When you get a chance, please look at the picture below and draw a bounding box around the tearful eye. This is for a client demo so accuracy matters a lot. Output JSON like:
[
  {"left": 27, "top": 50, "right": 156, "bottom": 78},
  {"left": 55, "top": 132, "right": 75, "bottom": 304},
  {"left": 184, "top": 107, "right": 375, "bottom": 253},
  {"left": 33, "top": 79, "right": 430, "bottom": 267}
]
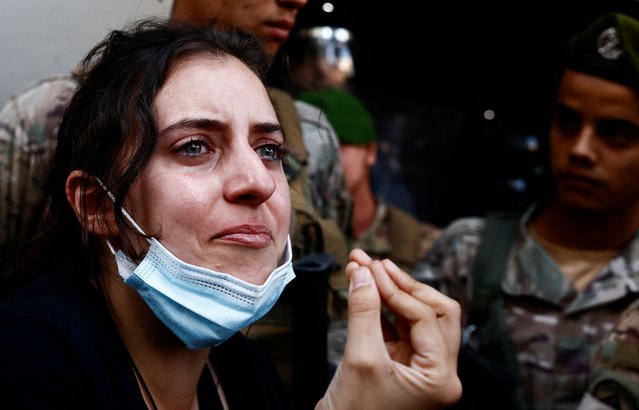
[
  {"left": 256, "top": 144, "right": 286, "bottom": 161},
  {"left": 178, "top": 139, "right": 208, "bottom": 157}
]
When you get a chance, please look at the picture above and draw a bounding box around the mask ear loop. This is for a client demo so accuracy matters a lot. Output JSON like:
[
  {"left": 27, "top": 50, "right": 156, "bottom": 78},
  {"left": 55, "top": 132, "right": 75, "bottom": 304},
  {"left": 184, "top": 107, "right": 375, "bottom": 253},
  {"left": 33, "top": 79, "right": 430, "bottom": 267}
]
[
  {"left": 89, "top": 182, "right": 160, "bottom": 409},
  {"left": 93, "top": 177, "right": 150, "bottom": 255}
]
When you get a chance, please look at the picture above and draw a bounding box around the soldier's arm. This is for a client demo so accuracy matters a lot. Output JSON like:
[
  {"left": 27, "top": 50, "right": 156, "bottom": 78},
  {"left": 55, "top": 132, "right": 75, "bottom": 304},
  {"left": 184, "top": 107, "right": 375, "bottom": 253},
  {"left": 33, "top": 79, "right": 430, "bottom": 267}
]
[
  {"left": 579, "top": 299, "right": 639, "bottom": 410},
  {"left": 0, "top": 76, "right": 78, "bottom": 273}
]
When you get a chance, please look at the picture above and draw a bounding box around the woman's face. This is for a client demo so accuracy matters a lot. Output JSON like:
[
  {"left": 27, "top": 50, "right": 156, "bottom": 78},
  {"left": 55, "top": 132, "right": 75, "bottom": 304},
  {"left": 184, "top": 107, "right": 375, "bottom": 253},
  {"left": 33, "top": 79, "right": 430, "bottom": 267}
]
[{"left": 126, "top": 54, "right": 290, "bottom": 285}]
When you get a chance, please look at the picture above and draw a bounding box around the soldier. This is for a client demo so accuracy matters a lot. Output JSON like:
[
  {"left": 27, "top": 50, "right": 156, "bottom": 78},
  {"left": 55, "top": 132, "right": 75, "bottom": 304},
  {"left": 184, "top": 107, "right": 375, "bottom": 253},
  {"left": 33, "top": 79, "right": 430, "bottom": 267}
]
[
  {"left": 412, "top": 12, "right": 639, "bottom": 409},
  {"left": 298, "top": 87, "right": 441, "bottom": 365},
  {"left": 299, "top": 87, "right": 440, "bottom": 272}
]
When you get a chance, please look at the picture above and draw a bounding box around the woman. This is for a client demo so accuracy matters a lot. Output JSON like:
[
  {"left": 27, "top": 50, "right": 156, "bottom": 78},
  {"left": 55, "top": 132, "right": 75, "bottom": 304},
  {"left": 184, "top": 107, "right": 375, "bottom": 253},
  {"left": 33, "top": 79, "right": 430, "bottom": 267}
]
[{"left": 0, "top": 19, "right": 461, "bottom": 409}]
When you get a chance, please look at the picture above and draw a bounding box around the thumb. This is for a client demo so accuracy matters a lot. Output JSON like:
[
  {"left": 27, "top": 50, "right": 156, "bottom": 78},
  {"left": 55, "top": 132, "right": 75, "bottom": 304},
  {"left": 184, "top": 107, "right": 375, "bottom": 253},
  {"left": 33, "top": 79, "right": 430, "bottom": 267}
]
[{"left": 343, "top": 266, "right": 385, "bottom": 359}]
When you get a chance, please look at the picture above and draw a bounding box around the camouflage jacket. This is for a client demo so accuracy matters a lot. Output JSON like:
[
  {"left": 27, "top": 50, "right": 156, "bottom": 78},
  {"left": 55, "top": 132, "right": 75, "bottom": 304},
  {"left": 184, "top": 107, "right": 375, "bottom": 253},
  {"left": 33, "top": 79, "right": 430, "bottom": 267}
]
[
  {"left": 294, "top": 99, "right": 351, "bottom": 233},
  {"left": 412, "top": 201, "right": 639, "bottom": 410},
  {"left": 584, "top": 297, "right": 639, "bottom": 410},
  {"left": 331, "top": 199, "right": 440, "bottom": 311},
  {"left": 353, "top": 201, "right": 440, "bottom": 273},
  {"left": 0, "top": 75, "right": 78, "bottom": 272}
]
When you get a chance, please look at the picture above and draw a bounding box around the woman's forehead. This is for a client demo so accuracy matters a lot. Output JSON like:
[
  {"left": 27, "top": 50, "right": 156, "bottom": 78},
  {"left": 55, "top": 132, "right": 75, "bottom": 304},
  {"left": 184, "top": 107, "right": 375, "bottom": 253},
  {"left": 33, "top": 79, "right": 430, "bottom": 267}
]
[
  {"left": 161, "top": 54, "right": 256, "bottom": 95},
  {"left": 154, "top": 54, "right": 277, "bottom": 128}
]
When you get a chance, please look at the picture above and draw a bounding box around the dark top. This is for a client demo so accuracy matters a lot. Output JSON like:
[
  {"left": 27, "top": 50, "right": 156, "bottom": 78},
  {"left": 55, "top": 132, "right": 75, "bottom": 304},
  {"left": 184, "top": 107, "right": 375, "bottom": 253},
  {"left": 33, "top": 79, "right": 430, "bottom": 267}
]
[{"left": 0, "top": 276, "right": 292, "bottom": 409}]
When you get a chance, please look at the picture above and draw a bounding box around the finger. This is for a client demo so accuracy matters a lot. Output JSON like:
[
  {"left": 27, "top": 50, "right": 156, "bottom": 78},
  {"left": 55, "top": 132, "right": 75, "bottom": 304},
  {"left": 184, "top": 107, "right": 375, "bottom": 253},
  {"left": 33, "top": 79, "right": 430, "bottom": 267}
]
[
  {"left": 344, "top": 260, "right": 361, "bottom": 281},
  {"left": 382, "top": 259, "right": 461, "bottom": 359},
  {"left": 343, "top": 265, "right": 388, "bottom": 362},
  {"left": 348, "top": 251, "right": 403, "bottom": 342},
  {"left": 349, "top": 248, "right": 373, "bottom": 266},
  {"left": 367, "top": 260, "right": 452, "bottom": 361}
]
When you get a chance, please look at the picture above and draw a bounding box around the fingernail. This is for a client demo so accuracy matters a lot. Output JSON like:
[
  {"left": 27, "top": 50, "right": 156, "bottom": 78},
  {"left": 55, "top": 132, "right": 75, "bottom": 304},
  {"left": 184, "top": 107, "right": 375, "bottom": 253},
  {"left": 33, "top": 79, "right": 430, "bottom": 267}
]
[{"left": 351, "top": 267, "right": 372, "bottom": 289}]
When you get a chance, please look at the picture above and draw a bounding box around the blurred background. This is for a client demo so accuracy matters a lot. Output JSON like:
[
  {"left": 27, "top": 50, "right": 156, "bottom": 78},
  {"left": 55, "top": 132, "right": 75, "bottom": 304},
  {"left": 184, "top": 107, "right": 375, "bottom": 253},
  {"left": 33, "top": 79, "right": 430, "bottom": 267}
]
[
  {"left": 284, "top": 0, "right": 639, "bottom": 226},
  {"left": 2, "top": 0, "right": 638, "bottom": 227},
  {"left": 0, "top": 0, "right": 170, "bottom": 104}
]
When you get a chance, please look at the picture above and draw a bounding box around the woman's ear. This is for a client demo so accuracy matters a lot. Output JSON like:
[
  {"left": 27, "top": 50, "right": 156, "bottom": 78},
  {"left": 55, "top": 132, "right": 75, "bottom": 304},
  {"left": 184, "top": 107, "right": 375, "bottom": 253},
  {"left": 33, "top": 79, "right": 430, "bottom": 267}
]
[{"left": 65, "top": 170, "right": 119, "bottom": 237}]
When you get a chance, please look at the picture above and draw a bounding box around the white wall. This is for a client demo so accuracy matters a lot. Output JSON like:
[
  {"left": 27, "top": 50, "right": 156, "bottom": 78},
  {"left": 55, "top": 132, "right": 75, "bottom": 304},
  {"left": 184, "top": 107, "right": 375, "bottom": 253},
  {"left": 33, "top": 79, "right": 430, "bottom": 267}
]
[{"left": 0, "top": 0, "right": 172, "bottom": 105}]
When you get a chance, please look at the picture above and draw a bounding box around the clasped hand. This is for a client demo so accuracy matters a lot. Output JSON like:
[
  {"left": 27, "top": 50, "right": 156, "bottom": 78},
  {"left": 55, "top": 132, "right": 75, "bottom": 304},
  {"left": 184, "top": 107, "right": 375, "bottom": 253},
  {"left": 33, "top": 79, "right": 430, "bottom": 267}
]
[{"left": 317, "top": 249, "right": 462, "bottom": 410}]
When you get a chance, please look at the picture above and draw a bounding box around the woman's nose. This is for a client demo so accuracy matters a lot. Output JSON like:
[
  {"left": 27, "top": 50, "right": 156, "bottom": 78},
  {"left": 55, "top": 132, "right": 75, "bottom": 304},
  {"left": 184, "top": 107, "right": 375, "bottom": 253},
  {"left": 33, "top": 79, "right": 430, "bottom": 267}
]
[{"left": 223, "top": 147, "right": 277, "bottom": 206}]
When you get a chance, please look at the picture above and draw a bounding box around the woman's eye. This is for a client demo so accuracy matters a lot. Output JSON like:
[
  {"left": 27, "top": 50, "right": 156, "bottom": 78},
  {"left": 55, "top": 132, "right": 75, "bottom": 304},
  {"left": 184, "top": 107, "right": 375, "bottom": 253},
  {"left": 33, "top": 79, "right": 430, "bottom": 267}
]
[
  {"left": 256, "top": 144, "right": 286, "bottom": 161},
  {"left": 178, "top": 139, "right": 208, "bottom": 157}
]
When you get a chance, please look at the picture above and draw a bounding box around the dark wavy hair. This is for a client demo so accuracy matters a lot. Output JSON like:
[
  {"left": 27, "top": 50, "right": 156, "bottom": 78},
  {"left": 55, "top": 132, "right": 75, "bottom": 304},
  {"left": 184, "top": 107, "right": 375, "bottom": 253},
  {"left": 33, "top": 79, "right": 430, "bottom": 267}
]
[{"left": 13, "top": 18, "right": 269, "bottom": 283}]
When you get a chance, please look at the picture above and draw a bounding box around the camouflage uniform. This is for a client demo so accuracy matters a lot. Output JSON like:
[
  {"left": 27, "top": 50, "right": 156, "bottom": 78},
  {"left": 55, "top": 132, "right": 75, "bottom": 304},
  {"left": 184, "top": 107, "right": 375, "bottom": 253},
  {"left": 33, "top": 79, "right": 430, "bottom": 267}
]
[
  {"left": 586, "top": 298, "right": 639, "bottom": 410},
  {"left": 329, "top": 200, "right": 440, "bottom": 303},
  {"left": 294, "top": 99, "right": 351, "bottom": 233},
  {"left": 412, "top": 201, "right": 639, "bottom": 409},
  {"left": 352, "top": 201, "right": 440, "bottom": 274},
  {"left": 0, "top": 75, "right": 78, "bottom": 272},
  {"left": 266, "top": 88, "right": 348, "bottom": 269}
]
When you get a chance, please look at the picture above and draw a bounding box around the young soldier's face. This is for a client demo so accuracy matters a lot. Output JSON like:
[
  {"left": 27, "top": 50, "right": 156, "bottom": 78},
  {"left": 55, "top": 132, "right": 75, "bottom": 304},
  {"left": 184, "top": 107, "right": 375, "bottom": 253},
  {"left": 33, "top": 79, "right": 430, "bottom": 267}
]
[
  {"left": 171, "top": 0, "right": 308, "bottom": 61},
  {"left": 550, "top": 69, "right": 639, "bottom": 213}
]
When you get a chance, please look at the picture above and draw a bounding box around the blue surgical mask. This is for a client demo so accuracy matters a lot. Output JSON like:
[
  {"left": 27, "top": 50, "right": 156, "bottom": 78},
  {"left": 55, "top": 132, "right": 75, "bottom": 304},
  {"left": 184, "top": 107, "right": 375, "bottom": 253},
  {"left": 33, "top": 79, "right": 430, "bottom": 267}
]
[{"left": 100, "top": 181, "right": 295, "bottom": 349}]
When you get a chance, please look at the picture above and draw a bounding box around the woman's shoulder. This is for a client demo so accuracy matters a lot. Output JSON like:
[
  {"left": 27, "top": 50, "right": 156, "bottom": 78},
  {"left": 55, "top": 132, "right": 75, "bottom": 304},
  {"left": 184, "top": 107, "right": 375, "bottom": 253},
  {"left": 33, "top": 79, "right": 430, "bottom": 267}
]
[
  {"left": 1, "top": 276, "right": 100, "bottom": 319},
  {"left": 0, "top": 275, "right": 114, "bottom": 347},
  {"left": 0, "top": 276, "right": 144, "bottom": 408}
]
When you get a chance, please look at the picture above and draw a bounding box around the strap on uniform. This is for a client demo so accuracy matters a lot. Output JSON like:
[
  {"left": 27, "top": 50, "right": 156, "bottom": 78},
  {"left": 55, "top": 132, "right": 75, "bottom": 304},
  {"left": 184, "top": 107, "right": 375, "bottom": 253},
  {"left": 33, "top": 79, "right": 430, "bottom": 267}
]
[
  {"left": 470, "top": 211, "right": 521, "bottom": 322},
  {"left": 454, "top": 211, "right": 525, "bottom": 410}
]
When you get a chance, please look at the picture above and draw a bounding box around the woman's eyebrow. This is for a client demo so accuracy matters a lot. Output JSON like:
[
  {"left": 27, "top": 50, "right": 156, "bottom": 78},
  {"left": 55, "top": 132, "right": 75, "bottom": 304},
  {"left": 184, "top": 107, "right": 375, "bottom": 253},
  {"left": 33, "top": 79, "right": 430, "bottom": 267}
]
[
  {"left": 160, "top": 118, "right": 224, "bottom": 135},
  {"left": 254, "top": 121, "right": 284, "bottom": 136},
  {"left": 160, "top": 118, "right": 283, "bottom": 137}
]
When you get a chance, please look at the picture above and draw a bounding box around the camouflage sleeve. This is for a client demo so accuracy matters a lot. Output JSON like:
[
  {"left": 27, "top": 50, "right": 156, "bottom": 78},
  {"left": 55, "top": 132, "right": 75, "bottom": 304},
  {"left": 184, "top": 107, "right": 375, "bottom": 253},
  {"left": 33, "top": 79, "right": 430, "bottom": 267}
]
[
  {"left": 294, "top": 100, "right": 352, "bottom": 232},
  {"left": 0, "top": 76, "right": 77, "bottom": 270},
  {"left": 411, "top": 217, "right": 485, "bottom": 326},
  {"left": 580, "top": 298, "right": 639, "bottom": 410}
]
